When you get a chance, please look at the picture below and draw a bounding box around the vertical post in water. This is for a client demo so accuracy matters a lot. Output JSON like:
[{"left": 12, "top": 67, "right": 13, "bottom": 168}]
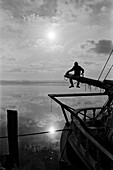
[{"left": 7, "top": 110, "right": 19, "bottom": 168}]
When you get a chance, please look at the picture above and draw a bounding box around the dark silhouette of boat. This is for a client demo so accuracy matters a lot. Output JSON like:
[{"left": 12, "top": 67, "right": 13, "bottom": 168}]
[{"left": 48, "top": 73, "right": 113, "bottom": 170}]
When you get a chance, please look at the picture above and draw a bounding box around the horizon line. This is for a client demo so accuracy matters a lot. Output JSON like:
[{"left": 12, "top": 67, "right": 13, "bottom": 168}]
[{"left": 0, "top": 79, "right": 68, "bottom": 85}]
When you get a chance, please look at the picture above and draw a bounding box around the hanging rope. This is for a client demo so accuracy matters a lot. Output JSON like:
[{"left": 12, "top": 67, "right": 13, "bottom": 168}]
[
  {"left": 0, "top": 129, "right": 71, "bottom": 139},
  {"left": 104, "top": 64, "right": 113, "bottom": 80},
  {"left": 51, "top": 98, "right": 52, "bottom": 112},
  {"left": 98, "top": 49, "right": 113, "bottom": 80},
  {"left": 54, "top": 129, "right": 72, "bottom": 170}
]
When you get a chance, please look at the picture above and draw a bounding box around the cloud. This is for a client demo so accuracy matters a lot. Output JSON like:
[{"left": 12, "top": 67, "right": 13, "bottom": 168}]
[
  {"left": 1, "top": 0, "right": 112, "bottom": 25},
  {"left": 56, "top": 0, "right": 92, "bottom": 22},
  {"left": 100, "top": 6, "right": 106, "bottom": 12},
  {"left": 35, "top": 39, "right": 63, "bottom": 53},
  {"left": 81, "top": 39, "right": 113, "bottom": 54},
  {"left": 90, "top": 39, "right": 113, "bottom": 54},
  {"left": 81, "top": 40, "right": 96, "bottom": 50},
  {"left": 55, "top": 0, "right": 113, "bottom": 23},
  {"left": 0, "top": 0, "right": 57, "bottom": 19},
  {"left": 0, "top": 0, "right": 113, "bottom": 81},
  {"left": 67, "top": 38, "right": 113, "bottom": 79}
]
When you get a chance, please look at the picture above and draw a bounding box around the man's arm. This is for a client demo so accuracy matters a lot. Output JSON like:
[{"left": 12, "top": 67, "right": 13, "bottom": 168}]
[
  {"left": 80, "top": 67, "right": 84, "bottom": 74},
  {"left": 66, "top": 66, "right": 74, "bottom": 74}
]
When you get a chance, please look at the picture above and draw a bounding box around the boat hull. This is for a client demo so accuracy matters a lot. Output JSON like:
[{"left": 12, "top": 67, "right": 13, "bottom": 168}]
[
  {"left": 60, "top": 123, "right": 94, "bottom": 170},
  {"left": 60, "top": 122, "right": 113, "bottom": 170}
]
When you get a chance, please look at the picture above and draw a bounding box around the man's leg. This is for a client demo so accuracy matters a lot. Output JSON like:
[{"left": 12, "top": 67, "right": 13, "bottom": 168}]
[
  {"left": 69, "top": 78, "right": 74, "bottom": 88},
  {"left": 76, "top": 81, "right": 80, "bottom": 88},
  {"left": 75, "top": 75, "right": 80, "bottom": 88}
]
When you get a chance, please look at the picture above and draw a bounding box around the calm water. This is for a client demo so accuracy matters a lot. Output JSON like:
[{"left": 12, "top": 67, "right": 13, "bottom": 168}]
[{"left": 0, "top": 83, "right": 107, "bottom": 169}]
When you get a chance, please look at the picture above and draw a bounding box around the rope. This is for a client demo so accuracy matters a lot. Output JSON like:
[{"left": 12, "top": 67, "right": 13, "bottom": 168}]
[
  {"left": 51, "top": 98, "right": 52, "bottom": 112},
  {"left": 98, "top": 49, "right": 113, "bottom": 80},
  {"left": 104, "top": 64, "right": 113, "bottom": 80},
  {"left": 0, "top": 129, "right": 70, "bottom": 139},
  {"left": 0, "top": 129, "right": 71, "bottom": 170},
  {"left": 54, "top": 129, "right": 72, "bottom": 170}
]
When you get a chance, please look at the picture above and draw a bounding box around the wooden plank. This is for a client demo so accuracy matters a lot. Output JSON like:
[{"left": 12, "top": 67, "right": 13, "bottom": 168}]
[
  {"left": 7, "top": 110, "right": 19, "bottom": 168},
  {"left": 64, "top": 73, "right": 108, "bottom": 90},
  {"left": 48, "top": 93, "right": 106, "bottom": 98}
]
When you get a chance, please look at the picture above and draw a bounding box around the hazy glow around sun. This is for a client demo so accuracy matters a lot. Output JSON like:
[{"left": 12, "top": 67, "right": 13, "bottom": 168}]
[{"left": 47, "top": 30, "right": 56, "bottom": 40}]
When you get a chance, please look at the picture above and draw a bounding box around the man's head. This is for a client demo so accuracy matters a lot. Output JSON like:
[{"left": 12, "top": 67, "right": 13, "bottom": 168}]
[{"left": 74, "top": 62, "right": 78, "bottom": 66}]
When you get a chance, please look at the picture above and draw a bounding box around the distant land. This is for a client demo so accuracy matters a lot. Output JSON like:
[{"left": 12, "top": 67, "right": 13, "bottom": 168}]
[{"left": 0, "top": 80, "right": 69, "bottom": 86}]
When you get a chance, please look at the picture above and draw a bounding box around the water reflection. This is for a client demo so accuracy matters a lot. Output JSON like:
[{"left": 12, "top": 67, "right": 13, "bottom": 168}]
[{"left": 0, "top": 83, "right": 106, "bottom": 169}]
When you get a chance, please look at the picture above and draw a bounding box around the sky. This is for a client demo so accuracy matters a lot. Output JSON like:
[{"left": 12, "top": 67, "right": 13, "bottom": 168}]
[{"left": 0, "top": 0, "right": 113, "bottom": 81}]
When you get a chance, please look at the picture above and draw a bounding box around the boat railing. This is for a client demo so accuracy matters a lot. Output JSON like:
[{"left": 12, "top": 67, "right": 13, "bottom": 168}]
[
  {"left": 61, "top": 105, "right": 113, "bottom": 169},
  {"left": 72, "top": 120, "right": 113, "bottom": 169},
  {"left": 48, "top": 93, "right": 113, "bottom": 169},
  {"left": 71, "top": 107, "right": 103, "bottom": 122},
  {"left": 48, "top": 93, "right": 108, "bottom": 125},
  {"left": 72, "top": 106, "right": 112, "bottom": 127}
]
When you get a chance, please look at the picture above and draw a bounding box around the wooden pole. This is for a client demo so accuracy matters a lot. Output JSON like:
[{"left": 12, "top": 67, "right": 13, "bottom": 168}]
[{"left": 7, "top": 110, "right": 19, "bottom": 168}]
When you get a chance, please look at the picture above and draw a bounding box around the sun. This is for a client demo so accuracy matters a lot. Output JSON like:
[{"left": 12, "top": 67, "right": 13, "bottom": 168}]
[
  {"left": 49, "top": 127, "right": 56, "bottom": 134},
  {"left": 47, "top": 30, "right": 56, "bottom": 41}
]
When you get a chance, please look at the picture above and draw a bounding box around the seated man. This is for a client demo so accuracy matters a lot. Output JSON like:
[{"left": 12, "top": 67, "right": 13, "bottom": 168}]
[{"left": 66, "top": 62, "right": 84, "bottom": 88}]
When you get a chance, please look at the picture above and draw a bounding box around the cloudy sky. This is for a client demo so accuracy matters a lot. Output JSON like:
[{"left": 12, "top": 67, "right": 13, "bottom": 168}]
[{"left": 0, "top": 0, "right": 113, "bottom": 81}]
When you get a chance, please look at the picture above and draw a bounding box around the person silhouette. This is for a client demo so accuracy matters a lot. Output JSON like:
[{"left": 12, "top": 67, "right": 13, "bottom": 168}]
[{"left": 66, "top": 62, "right": 84, "bottom": 88}]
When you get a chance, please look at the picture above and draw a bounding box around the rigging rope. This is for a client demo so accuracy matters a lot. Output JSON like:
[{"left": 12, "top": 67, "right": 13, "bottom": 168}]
[
  {"left": 0, "top": 129, "right": 71, "bottom": 170},
  {"left": 98, "top": 49, "right": 113, "bottom": 80},
  {"left": 104, "top": 64, "right": 113, "bottom": 80},
  {"left": 0, "top": 129, "right": 70, "bottom": 139},
  {"left": 54, "top": 129, "right": 72, "bottom": 170},
  {"left": 51, "top": 98, "right": 52, "bottom": 112}
]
